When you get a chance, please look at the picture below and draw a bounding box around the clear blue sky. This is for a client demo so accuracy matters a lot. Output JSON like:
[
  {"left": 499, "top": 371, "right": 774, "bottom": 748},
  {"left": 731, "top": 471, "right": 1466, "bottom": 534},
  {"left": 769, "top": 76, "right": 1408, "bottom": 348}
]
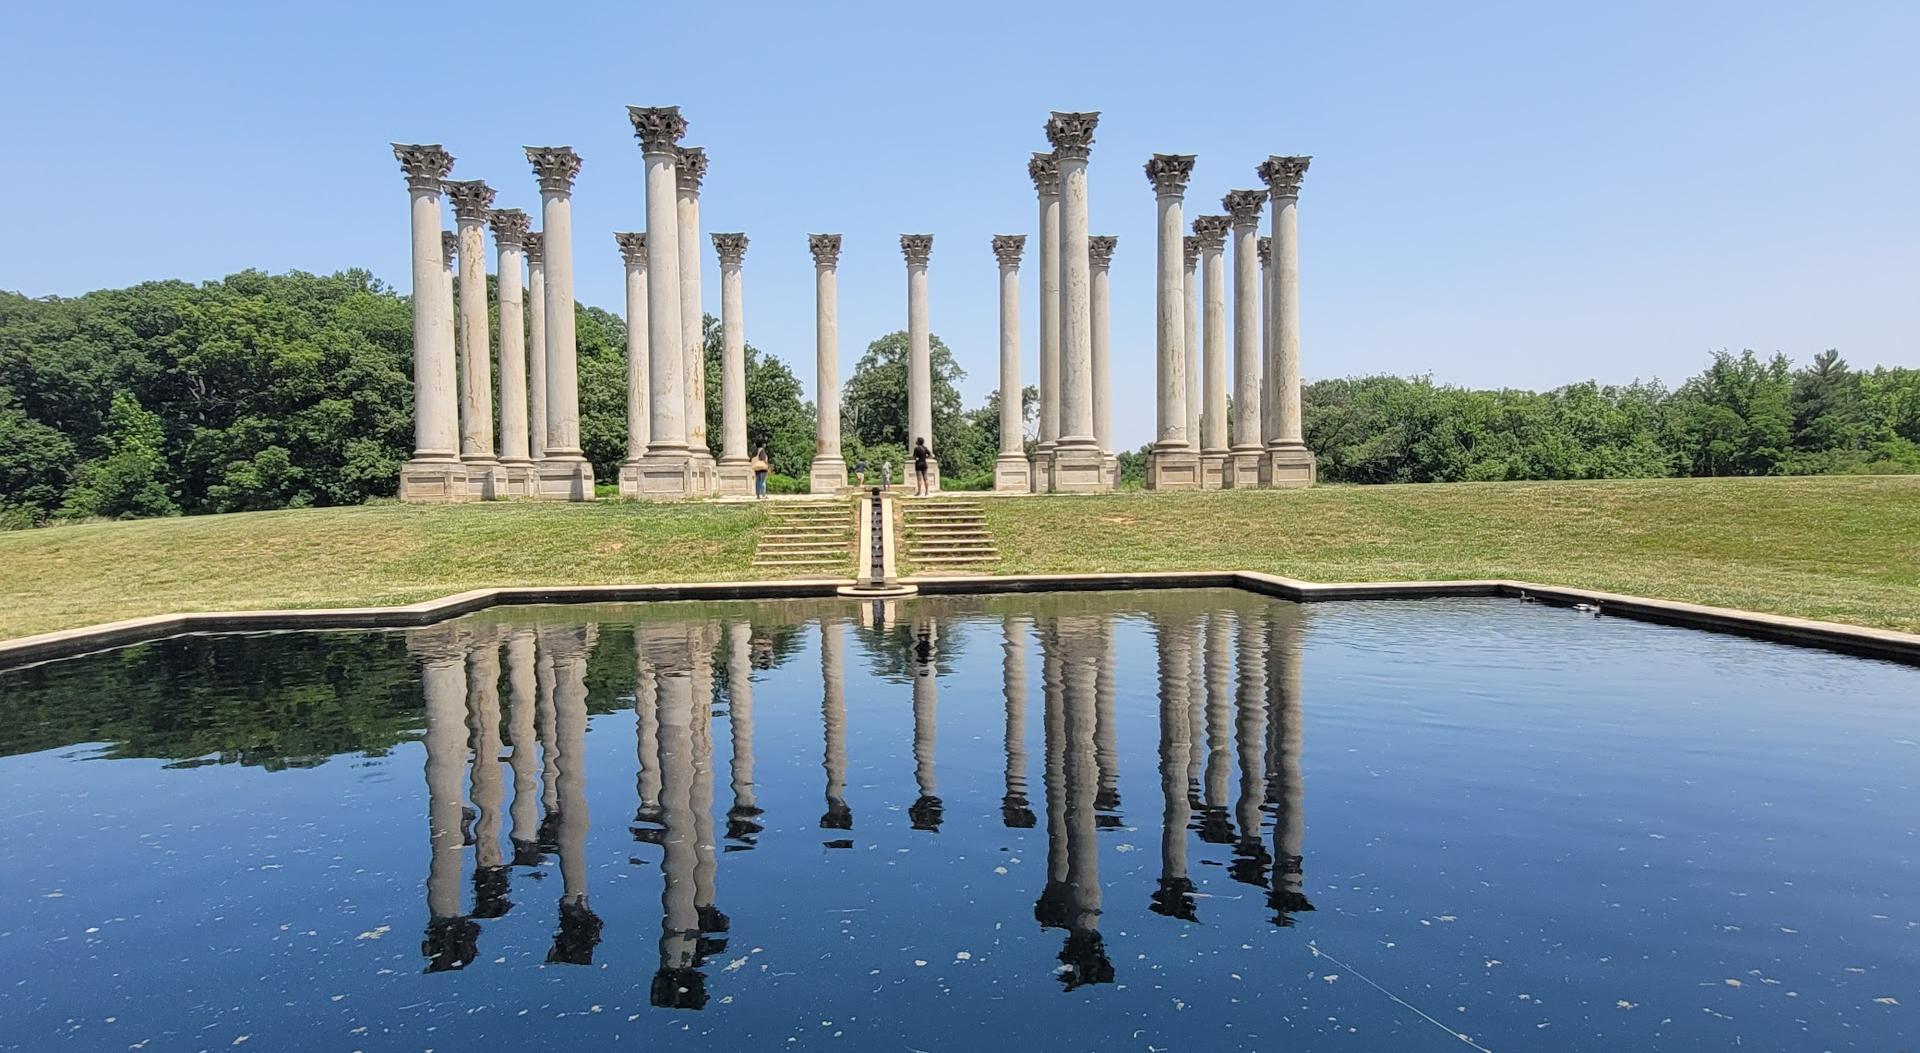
[{"left": 4, "top": 0, "right": 1915, "bottom": 449}]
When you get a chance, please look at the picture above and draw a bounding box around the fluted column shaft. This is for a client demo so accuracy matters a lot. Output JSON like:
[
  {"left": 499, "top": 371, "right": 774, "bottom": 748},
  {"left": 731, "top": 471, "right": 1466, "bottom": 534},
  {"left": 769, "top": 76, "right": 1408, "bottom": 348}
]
[
  {"left": 1089, "top": 243, "right": 1114, "bottom": 458},
  {"left": 1230, "top": 215, "right": 1262, "bottom": 452},
  {"left": 904, "top": 240, "right": 934, "bottom": 454},
  {"left": 1260, "top": 243, "right": 1275, "bottom": 444},
  {"left": 1201, "top": 241, "right": 1229, "bottom": 454},
  {"left": 815, "top": 260, "right": 841, "bottom": 459},
  {"left": 676, "top": 183, "right": 707, "bottom": 458},
  {"left": 406, "top": 187, "right": 457, "bottom": 459},
  {"left": 1183, "top": 245, "right": 1200, "bottom": 450},
  {"left": 455, "top": 216, "right": 495, "bottom": 463},
  {"left": 1154, "top": 191, "right": 1188, "bottom": 449},
  {"left": 717, "top": 242, "right": 748, "bottom": 463},
  {"left": 525, "top": 242, "right": 548, "bottom": 461},
  {"left": 996, "top": 252, "right": 1022, "bottom": 456},
  {"left": 538, "top": 189, "right": 580, "bottom": 457},
  {"left": 1036, "top": 181, "right": 1061, "bottom": 450},
  {"left": 643, "top": 149, "right": 686, "bottom": 449},
  {"left": 494, "top": 234, "right": 530, "bottom": 465},
  {"left": 620, "top": 246, "right": 649, "bottom": 461},
  {"left": 1058, "top": 154, "right": 1095, "bottom": 447},
  {"left": 1272, "top": 192, "right": 1305, "bottom": 447}
]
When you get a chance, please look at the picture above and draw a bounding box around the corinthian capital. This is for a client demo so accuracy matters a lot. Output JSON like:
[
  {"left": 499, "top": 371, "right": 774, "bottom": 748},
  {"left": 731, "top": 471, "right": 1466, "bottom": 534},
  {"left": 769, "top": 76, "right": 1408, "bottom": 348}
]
[
  {"left": 1183, "top": 235, "right": 1200, "bottom": 268},
  {"left": 1191, "top": 215, "right": 1230, "bottom": 251},
  {"left": 1257, "top": 236, "right": 1271, "bottom": 268},
  {"left": 676, "top": 147, "right": 707, "bottom": 193},
  {"left": 441, "top": 230, "right": 459, "bottom": 264},
  {"left": 711, "top": 232, "right": 748, "bottom": 267},
  {"left": 900, "top": 234, "right": 933, "bottom": 266},
  {"left": 627, "top": 105, "right": 688, "bottom": 154},
  {"left": 1087, "top": 235, "right": 1117, "bottom": 269},
  {"left": 1222, "top": 189, "right": 1266, "bottom": 227},
  {"left": 1044, "top": 111, "right": 1099, "bottom": 161},
  {"left": 804, "top": 233, "right": 841, "bottom": 267},
  {"left": 1144, "top": 153, "right": 1196, "bottom": 197},
  {"left": 1257, "top": 155, "right": 1312, "bottom": 199},
  {"left": 523, "top": 231, "right": 544, "bottom": 264},
  {"left": 489, "top": 208, "right": 530, "bottom": 248},
  {"left": 1028, "top": 151, "right": 1060, "bottom": 196},
  {"left": 524, "top": 146, "right": 582, "bottom": 193},
  {"left": 991, "top": 234, "right": 1026, "bottom": 267},
  {"left": 393, "top": 143, "right": 455, "bottom": 191},
  {"left": 613, "top": 231, "right": 647, "bottom": 268},
  {"left": 442, "top": 179, "right": 496, "bottom": 223}
]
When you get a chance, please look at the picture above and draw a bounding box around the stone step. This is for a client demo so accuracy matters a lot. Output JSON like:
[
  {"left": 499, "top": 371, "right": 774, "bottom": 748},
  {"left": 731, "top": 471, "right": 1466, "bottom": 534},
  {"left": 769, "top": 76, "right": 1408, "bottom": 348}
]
[
  {"left": 910, "top": 556, "right": 1000, "bottom": 565},
  {"left": 763, "top": 530, "right": 851, "bottom": 540}
]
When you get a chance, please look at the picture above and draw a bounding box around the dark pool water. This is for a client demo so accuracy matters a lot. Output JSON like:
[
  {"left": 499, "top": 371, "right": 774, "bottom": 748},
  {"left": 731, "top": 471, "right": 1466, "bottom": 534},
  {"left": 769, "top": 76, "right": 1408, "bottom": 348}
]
[{"left": 0, "top": 590, "right": 1915, "bottom": 1052}]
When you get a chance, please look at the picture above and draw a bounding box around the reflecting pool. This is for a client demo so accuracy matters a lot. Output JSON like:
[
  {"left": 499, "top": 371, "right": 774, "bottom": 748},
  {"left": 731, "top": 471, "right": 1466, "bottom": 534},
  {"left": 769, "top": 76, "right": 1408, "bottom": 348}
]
[{"left": 1, "top": 590, "right": 1916, "bottom": 1051}]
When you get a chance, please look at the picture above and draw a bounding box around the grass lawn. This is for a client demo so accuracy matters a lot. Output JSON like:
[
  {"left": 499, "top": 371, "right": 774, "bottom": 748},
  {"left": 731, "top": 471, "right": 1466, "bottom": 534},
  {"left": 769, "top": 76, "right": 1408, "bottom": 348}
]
[{"left": 2, "top": 476, "right": 1915, "bottom": 640}]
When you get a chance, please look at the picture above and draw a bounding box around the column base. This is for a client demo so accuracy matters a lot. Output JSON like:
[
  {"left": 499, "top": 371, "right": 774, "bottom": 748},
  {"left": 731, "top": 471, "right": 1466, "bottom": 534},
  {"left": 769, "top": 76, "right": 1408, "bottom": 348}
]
[
  {"left": 498, "top": 459, "right": 536, "bottom": 498},
  {"left": 1145, "top": 448, "right": 1203, "bottom": 490},
  {"left": 1103, "top": 454, "right": 1119, "bottom": 489},
  {"left": 1031, "top": 443, "right": 1056, "bottom": 493},
  {"left": 533, "top": 455, "right": 595, "bottom": 501},
  {"left": 1048, "top": 445, "right": 1111, "bottom": 493},
  {"left": 716, "top": 457, "right": 755, "bottom": 497},
  {"left": 993, "top": 454, "right": 1031, "bottom": 492},
  {"left": 398, "top": 457, "right": 471, "bottom": 503},
  {"left": 904, "top": 458, "right": 940, "bottom": 495},
  {"left": 629, "top": 448, "right": 709, "bottom": 499},
  {"left": 1223, "top": 447, "right": 1265, "bottom": 489},
  {"left": 1199, "top": 451, "right": 1230, "bottom": 490},
  {"left": 461, "top": 457, "right": 506, "bottom": 500},
  {"left": 688, "top": 448, "right": 719, "bottom": 495},
  {"left": 808, "top": 456, "right": 848, "bottom": 495},
  {"left": 617, "top": 460, "right": 644, "bottom": 499},
  {"left": 1260, "top": 444, "right": 1318, "bottom": 488}
]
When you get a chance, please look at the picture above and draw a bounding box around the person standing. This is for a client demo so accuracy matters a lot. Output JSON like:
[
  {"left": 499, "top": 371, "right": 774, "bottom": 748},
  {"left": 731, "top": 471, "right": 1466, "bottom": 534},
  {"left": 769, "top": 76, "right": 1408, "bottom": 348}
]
[
  {"left": 912, "top": 438, "right": 931, "bottom": 497},
  {"left": 751, "top": 445, "right": 770, "bottom": 500}
]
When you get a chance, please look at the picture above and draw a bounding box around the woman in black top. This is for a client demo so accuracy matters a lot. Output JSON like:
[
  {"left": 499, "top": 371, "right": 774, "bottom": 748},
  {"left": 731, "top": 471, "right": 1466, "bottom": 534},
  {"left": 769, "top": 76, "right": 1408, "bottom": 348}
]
[{"left": 912, "top": 438, "right": 931, "bottom": 496}]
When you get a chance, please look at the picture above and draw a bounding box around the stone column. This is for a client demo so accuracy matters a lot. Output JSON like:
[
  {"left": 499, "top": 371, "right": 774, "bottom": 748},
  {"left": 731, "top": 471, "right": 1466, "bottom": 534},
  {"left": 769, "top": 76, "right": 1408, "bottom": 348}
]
[
  {"left": 712, "top": 233, "right": 753, "bottom": 495},
  {"left": 1088, "top": 235, "right": 1118, "bottom": 486},
  {"left": 807, "top": 235, "right": 847, "bottom": 494},
  {"left": 1259, "top": 235, "right": 1275, "bottom": 446},
  {"left": 490, "top": 209, "right": 534, "bottom": 496},
  {"left": 991, "top": 235, "right": 1031, "bottom": 491},
  {"left": 1193, "top": 215, "right": 1232, "bottom": 487},
  {"left": 445, "top": 180, "right": 503, "bottom": 498},
  {"left": 1146, "top": 154, "right": 1200, "bottom": 490},
  {"left": 901, "top": 234, "right": 939, "bottom": 492},
  {"left": 443, "top": 231, "right": 459, "bottom": 421},
  {"left": 524, "top": 232, "right": 548, "bottom": 462},
  {"left": 392, "top": 144, "right": 467, "bottom": 501},
  {"left": 1223, "top": 189, "right": 1267, "bottom": 488},
  {"left": 1028, "top": 153, "right": 1061, "bottom": 492},
  {"left": 677, "top": 147, "right": 716, "bottom": 491},
  {"left": 1258, "top": 155, "right": 1318, "bottom": 487},
  {"left": 1046, "top": 111, "right": 1108, "bottom": 492},
  {"left": 614, "top": 232, "right": 650, "bottom": 497},
  {"left": 627, "top": 106, "right": 700, "bottom": 497},
  {"left": 1183, "top": 236, "right": 1201, "bottom": 458},
  {"left": 524, "top": 147, "right": 593, "bottom": 499}
]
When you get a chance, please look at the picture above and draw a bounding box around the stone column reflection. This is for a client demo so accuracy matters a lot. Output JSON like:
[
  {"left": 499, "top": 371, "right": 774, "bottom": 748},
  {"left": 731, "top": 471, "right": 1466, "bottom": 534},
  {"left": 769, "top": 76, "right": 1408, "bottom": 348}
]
[
  {"left": 646, "top": 625, "right": 708, "bottom": 1009},
  {"left": 820, "top": 619, "right": 852, "bottom": 837},
  {"left": 504, "top": 629, "right": 543, "bottom": 867},
  {"left": 1268, "top": 603, "right": 1315, "bottom": 924},
  {"left": 991, "top": 235, "right": 1030, "bottom": 492},
  {"left": 1231, "top": 610, "right": 1272, "bottom": 887},
  {"left": 490, "top": 209, "right": 534, "bottom": 495},
  {"left": 1001, "top": 615, "right": 1035, "bottom": 827},
  {"left": 1036, "top": 622, "right": 1070, "bottom": 934},
  {"left": 677, "top": 148, "right": 715, "bottom": 487},
  {"left": 1057, "top": 616, "right": 1113, "bottom": 988},
  {"left": 392, "top": 144, "right": 465, "bottom": 501},
  {"left": 614, "top": 232, "right": 650, "bottom": 496},
  {"left": 418, "top": 630, "right": 477, "bottom": 971},
  {"left": 1092, "top": 611, "right": 1121, "bottom": 827},
  {"left": 1224, "top": 190, "right": 1267, "bottom": 488},
  {"left": 725, "top": 621, "right": 761, "bottom": 844},
  {"left": 1029, "top": 152, "right": 1061, "bottom": 490},
  {"left": 466, "top": 631, "right": 511, "bottom": 918},
  {"left": 633, "top": 632, "right": 663, "bottom": 831},
  {"left": 1150, "top": 615, "right": 1198, "bottom": 920},
  {"left": 909, "top": 613, "right": 942, "bottom": 830},
  {"left": 713, "top": 233, "right": 753, "bottom": 495},
  {"left": 1200, "top": 610, "right": 1234, "bottom": 843},
  {"left": 690, "top": 627, "right": 727, "bottom": 946},
  {"left": 808, "top": 235, "right": 847, "bottom": 494},
  {"left": 543, "top": 626, "right": 601, "bottom": 965}
]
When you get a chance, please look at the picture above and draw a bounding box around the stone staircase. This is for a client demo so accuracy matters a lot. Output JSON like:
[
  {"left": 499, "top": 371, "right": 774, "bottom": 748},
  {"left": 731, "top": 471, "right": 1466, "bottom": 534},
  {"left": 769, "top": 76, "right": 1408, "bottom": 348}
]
[
  {"left": 751, "top": 501, "right": 856, "bottom": 575},
  {"left": 899, "top": 499, "right": 1000, "bottom": 573}
]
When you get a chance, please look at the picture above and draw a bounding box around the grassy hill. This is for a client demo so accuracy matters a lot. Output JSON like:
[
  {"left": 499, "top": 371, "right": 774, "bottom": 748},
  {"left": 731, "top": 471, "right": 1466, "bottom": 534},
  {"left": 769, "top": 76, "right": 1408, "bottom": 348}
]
[{"left": 1, "top": 476, "right": 1915, "bottom": 640}]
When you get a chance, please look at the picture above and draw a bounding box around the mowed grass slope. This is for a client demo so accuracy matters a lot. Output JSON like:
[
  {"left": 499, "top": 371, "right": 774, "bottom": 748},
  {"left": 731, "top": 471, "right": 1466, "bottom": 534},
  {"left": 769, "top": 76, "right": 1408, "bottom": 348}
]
[
  {"left": 982, "top": 476, "right": 1920, "bottom": 632},
  {"left": 2, "top": 476, "right": 1915, "bottom": 640},
  {"left": 0, "top": 501, "right": 767, "bottom": 639}
]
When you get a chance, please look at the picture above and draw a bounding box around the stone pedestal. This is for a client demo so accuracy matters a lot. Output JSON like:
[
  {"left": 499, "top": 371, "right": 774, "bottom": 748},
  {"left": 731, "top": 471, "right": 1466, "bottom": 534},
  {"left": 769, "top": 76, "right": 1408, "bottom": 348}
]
[
  {"left": 1260, "top": 445, "right": 1318, "bottom": 488},
  {"left": 534, "top": 461, "right": 593, "bottom": 500},
  {"left": 1200, "top": 453, "right": 1228, "bottom": 490},
  {"left": 994, "top": 455, "right": 1031, "bottom": 492},
  {"left": 1146, "top": 449, "right": 1201, "bottom": 490},
  {"left": 1224, "top": 450, "right": 1263, "bottom": 489},
  {"left": 1047, "top": 447, "right": 1106, "bottom": 493},
  {"left": 716, "top": 461, "right": 754, "bottom": 497},
  {"left": 399, "top": 459, "right": 470, "bottom": 502},
  {"left": 1031, "top": 454, "right": 1052, "bottom": 493},
  {"left": 808, "top": 459, "right": 848, "bottom": 495}
]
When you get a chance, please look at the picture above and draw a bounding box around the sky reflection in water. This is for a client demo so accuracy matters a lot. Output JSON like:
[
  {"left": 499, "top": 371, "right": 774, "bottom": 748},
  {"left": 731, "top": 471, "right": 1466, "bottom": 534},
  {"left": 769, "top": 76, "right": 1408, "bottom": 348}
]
[{"left": 0, "top": 590, "right": 1916, "bottom": 1051}]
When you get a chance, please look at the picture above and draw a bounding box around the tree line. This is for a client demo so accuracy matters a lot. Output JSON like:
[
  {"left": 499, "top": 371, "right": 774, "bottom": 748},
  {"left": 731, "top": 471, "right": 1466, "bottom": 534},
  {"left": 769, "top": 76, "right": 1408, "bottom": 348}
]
[{"left": 2, "top": 268, "right": 1914, "bottom": 525}]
